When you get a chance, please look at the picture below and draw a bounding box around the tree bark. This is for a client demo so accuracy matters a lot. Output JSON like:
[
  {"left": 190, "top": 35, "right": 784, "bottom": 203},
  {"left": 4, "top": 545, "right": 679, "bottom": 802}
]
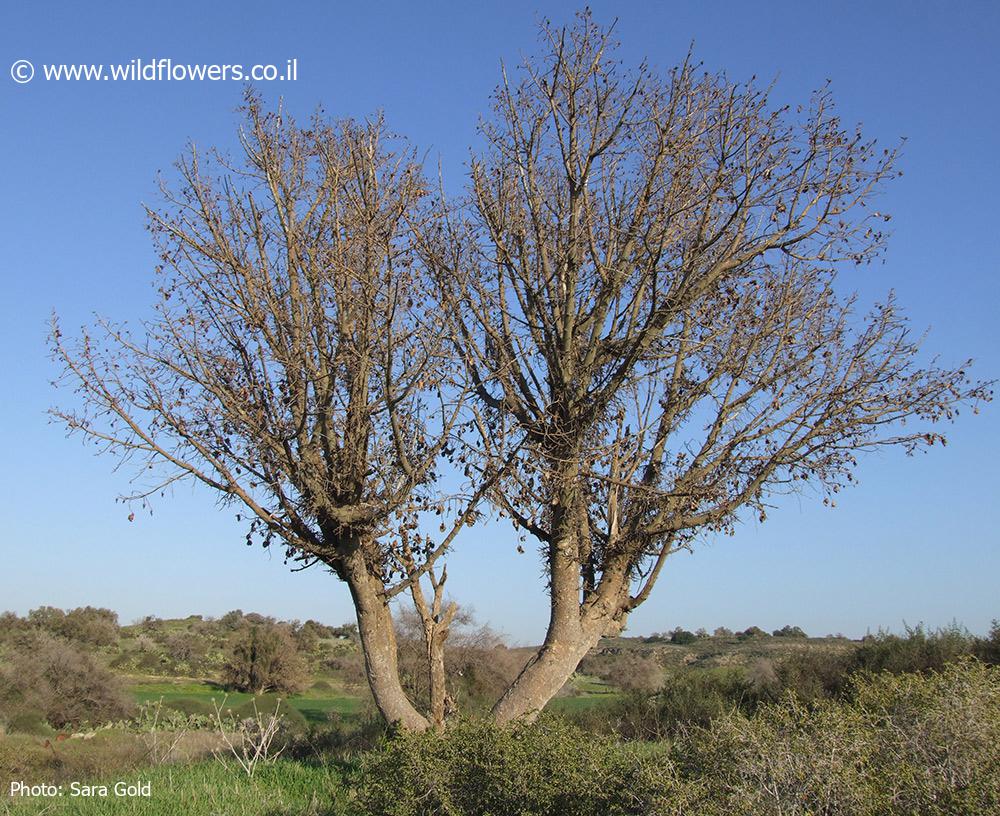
[
  {"left": 491, "top": 519, "right": 619, "bottom": 723},
  {"left": 427, "top": 625, "right": 449, "bottom": 727},
  {"left": 342, "top": 549, "right": 430, "bottom": 731},
  {"left": 491, "top": 490, "right": 635, "bottom": 723},
  {"left": 491, "top": 626, "right": 601, "bottom": 723}
]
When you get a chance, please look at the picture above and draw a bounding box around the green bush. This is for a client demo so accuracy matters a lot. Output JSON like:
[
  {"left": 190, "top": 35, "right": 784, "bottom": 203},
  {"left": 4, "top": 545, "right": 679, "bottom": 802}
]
[
  {"left": 772, "top": 624, "right": 807, "bottom": 638},
  {"left": 676, "top": 659, "right": 1000, "bottom": 815},
  {"left": 573, "top": 667, "right": 761, "bottom": 740},
  {"left": 976, "top": 619, "right": 1000, "bottom": 664},
  {"left": 356, "top": 717, "right": 677, "bottom": 816},
  {"left": 774, "top": 647, "right": 853, "bottom": 704},
  {"left": 853, "top": 622, "right": 975, "bottom": 675}
]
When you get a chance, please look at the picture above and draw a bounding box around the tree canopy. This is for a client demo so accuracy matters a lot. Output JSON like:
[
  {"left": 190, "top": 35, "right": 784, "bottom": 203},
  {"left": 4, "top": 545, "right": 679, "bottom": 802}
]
[{"left": 51, "top": 11, "right": 991, "bottom": 728}]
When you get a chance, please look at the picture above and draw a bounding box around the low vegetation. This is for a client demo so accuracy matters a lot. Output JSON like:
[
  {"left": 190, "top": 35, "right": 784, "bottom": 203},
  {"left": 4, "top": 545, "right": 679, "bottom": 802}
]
[{"left": 2, "top": 611, "right": 999, "bottom": 814}]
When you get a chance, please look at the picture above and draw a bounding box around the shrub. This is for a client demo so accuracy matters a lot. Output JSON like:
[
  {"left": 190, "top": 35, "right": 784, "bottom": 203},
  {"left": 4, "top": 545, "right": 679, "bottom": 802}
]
[
  {"left": 675, "top": 659, "right": 1000, "bottom": 815},
  {"left": 221, "top": 624, "right": 308, "bottom": 694},
  {"left": 572, "top": 668, "right": 760, "bottom": 741},
  {"left": 853, "top": 622, "right": 975, "bottom": 675},
  {"left": 677, "top": 689, "right": 880, "bottom": 814},
  {"left": 0, "top": 633, "right": 133, "bottom": 728},
  {"left": 736, "top": 626, "right": 768, "bottom": 641},
  {"left": 325, "top": 650, "right": 367, "bottom": 686},
  {"left": 330, "top": 622, "right": 359, "bottom": 642},
  {"left": 653, "top": 668, "right": 758, "bottom": 737},
  {"left": 164, "top": 631, "right": 209, "bottom": 668},
  {"left": 0, "top": 611, "right": 31, "bottom": 645},
  {"left": 218, "top": 609, "right": 245, "bottom": 630},
  {"left": 356, "top": 717, "right": 677, "bottom": 816},
  {"left": 669, "top": 628, "right": 698, "bottom": 645},
  {"left": 774, "top": 647, "right": 853, "bottom": 704},
  {"left": 395, "top": 607, "right": 522, "bottom": 713},
  {"left": 60, "top": 606, "right": 120, "bottom": 646},
  {"left": 593, "top": 651, "right": 662, "bottom": 693},
  {"left": 25, "top": 606, "right": 119, "bottom": 646},
  {"left": 976, "top": 619, "right": 1000, "bottom": 664}
]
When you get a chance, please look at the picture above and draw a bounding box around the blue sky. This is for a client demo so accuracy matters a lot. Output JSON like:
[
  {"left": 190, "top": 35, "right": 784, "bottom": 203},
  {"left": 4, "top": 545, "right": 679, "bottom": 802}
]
[{"left": 1, "top": 1, "right": 997, "bottom": 643}]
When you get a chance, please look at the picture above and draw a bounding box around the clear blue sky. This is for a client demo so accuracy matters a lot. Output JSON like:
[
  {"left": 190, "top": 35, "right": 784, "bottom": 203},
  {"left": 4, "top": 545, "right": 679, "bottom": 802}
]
[{"left": 1, "top": 0, "right": 997, "bottom": 643}]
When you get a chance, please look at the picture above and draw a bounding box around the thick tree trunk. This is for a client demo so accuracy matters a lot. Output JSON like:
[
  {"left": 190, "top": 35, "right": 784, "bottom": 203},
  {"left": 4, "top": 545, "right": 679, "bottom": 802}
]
[
  {"left": 491, "top": 623, "right": 602, "bottom": 723},
  {"left": 342, "top": 550, "right": 429, "bottom": 731},
  {"left": 492, "top": 519, "right": 612, "bottom": 723},
  {"left": 492, "top": 504, "right": 631, "bottom": 723}
]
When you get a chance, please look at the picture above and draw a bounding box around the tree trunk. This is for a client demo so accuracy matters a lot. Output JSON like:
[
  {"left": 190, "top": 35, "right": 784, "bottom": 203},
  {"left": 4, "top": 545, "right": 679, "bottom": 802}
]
[
  {"left": 342, "top": 549, "right": 429, "bottom": 731},
  {"left": 428, "top": 627, "right": 448, "bottom": 727},
  {"left": 492, "top": 509, "right": 630, "bottom": 723},
  {"left": 491, "top": 624, "right": 601, "bottom": 723},
  {"left": 491, "top": 521, "right": 610, "bottom": 722}
]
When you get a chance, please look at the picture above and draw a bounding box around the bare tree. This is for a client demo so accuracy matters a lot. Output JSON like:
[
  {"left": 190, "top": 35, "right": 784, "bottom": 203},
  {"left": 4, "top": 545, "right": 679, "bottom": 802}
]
[
  {"left": 395, "top": 602, "right": 521, "bottom": 720},
  {"left": 423, "top": 13, "right": 991, "bottom": 722},
  {"left": 49, "top": 15, "right": 991, "bottom": 732},
  {"left": 50, "top": 96, "right": 478, "bottom": 731}
]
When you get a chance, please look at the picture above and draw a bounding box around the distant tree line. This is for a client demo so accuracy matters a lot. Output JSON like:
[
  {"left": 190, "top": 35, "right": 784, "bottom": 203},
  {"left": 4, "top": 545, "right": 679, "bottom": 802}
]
[{"left": 641, "top": 624, "right": 811, "bottom": 644}]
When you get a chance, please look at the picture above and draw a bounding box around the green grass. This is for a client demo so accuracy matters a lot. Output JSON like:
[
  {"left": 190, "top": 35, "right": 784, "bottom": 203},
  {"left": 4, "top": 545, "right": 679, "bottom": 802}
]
[
  {"left": 1, "top": 760, "right": 349, "bottom": 816},
  {"left": 566, "top": 673, "right": 616, "bottom": 695},
  {"left": 544, "top": 672, "right": 620, "bottom": 715},
  {"left": 130, "top": 681, "right": 363, "bottom": 725},
  {"left": 547, "top": 694, "right": 621, "bottom": 714}
]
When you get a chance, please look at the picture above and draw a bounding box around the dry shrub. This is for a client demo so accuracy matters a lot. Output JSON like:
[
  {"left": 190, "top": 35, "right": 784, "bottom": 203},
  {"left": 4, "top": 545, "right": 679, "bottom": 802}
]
[
  {"left": 221, "top": 623, "right": 308, "bottom": 694},
  {"left": 589, "top": 651, "right": 663, "bottom": 693},
  {"left": 0, "top": 633, "right": 133, "bottom": 729},
  {"left": 325, "top": 650, "right": 367, "bottom": 686},
  {"left": 395, "top": 607, "right": 524, "bottom": 714}
]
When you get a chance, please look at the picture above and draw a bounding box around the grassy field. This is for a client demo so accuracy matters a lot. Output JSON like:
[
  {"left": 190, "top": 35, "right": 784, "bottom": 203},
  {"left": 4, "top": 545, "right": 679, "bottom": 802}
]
[
  {"left": 547, "top": 673, "right": 620, "bottom": 714},
  {"left": 129, "top": 680, "right": 363, "bottom": 724},
  {"left": 0, "top": 761, "right": 348, "bottom": 816}
]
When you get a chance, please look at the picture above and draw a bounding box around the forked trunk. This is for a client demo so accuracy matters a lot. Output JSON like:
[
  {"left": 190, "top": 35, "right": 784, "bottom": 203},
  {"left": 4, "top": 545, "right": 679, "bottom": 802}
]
[{"left": 343, "top": 549, "right": 430, "bottom": 731}]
